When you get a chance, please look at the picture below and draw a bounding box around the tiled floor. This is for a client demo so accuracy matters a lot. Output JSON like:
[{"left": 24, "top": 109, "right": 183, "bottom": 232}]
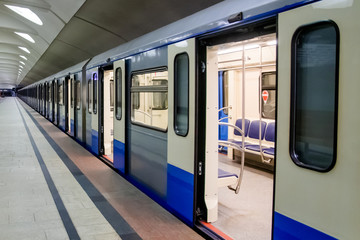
[{"left": 0, "top": 97, "right": 203, "bottom": 240}]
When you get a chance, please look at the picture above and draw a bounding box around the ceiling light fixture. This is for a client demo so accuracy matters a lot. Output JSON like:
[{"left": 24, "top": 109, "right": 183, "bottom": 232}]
[
  {"left": 19, "top": 61, "right": 25, "bottom": 65},
  {"left": 15, "top": 32, "right": 35, "bottom": 43},
  {"left": 19, "top": 65, "right": 23, "bottom": 68},
  {"left": 5, "top": 4, "right": 43, "bottom": 25},
  {"left": 20, "top": 55, "right": 27, "bottom": 60},
  {"left": 266, "top": 40, "right": 277, "bottom": 46},
  {"left": 18, "top": 46, "right": 30, "bottom": 54}
]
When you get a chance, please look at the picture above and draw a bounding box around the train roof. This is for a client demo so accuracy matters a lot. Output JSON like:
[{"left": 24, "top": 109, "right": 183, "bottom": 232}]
[
  {"left": 85, "top": 0, "right": 314, "bottom": 69},
  {"left": 24, "top": 0, "right": 316, "bottom": 88}
]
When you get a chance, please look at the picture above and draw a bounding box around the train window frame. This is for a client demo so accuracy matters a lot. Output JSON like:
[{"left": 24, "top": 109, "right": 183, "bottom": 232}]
[
  {"left": 174, "top": 52, "right": 190, "bottom": 137},
  {"left": 76, "top": 80, "right": 81, "bottom": 110},
  {"left": 290, "top": 21, "right": 339, "bottom": 172},
  {"left": 130, "top": 67, "right": 168, "bottom": 132},
  {"left": 59, "top": 83, "right": 64, "bottom": 105},
  {"left": 71, "top": 78, "right": 74, "bottom": 108},
  {"left": 261, "top": 71, "right": 276, "bottom": 120},
  {"left": 115, "top": 67, "right": 122, "bottom": 120},
  {"left": 88, "top": 79, "right": 92, "bottom": 114},
  {"left": 93, "top": 73, "right": 97, "bottom": 114}
]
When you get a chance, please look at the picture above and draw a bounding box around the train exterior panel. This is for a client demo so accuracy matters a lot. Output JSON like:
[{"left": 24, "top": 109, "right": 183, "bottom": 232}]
[{"left": 18, "top": 0, "right": 360, "bottom": 239}]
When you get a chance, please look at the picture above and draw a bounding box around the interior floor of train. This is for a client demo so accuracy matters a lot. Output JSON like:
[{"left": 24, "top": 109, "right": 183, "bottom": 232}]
[
  {"left": 214, "top": 154, "right": 273, "bottom": 240},
  {"left": 0, "top": 97, "right": 202, "bottom": 240}
]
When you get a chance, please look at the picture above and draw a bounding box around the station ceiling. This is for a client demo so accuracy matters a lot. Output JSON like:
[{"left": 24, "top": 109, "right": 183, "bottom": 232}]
[{"left": 0, "top": 0, "right": 222, "bottom": 89}]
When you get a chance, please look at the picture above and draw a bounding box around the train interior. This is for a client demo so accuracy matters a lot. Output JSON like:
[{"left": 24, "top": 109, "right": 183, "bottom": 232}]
[
  {"left": 205, "top": 33, "right": 276, "bottom": 239},
  {"left": 131, "top": 71, "right": 169, "bottom": 130},
  {"left": 103, "top": 69, "right": 115, "bottom": 162}
]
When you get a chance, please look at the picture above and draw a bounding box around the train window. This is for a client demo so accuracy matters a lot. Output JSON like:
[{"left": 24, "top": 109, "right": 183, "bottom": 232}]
[
  {"left": 290, "top": 21, "right": 339, "bottom": 172},
  {"left": 261, "top": 72, "right": 276, "bottom": 119},
  {"left": 88, "top": 80, "right": 92, "bottom": 113},
  {"left": 59, "top": 84, "right": 63, "bottom": 105},
  {"left": 93, "top": 73, "right": 97, "bottom": 114},
  {"left": 115, "top": 68, "right": 122, "bottom": 120},
  {"left": 174, "top": 53, "right": 189, "bottom": 136},
  {"left": 76, "top": 81, "right": 81, "bottom": 110},
  {"left": 222, "top": 72, "right": 229, "bottom": 115},
  {"left": 110, "top": 79, "right": 114, "bottom": 111},
  {"left": 71, "top": 78, "right": 74, "bottom": 108},
  {"left": 130, "top": 69, "right": 168, "bottom": 131},
  {"left": 54, "top": 81, "right": 57, "bottom": 105}
]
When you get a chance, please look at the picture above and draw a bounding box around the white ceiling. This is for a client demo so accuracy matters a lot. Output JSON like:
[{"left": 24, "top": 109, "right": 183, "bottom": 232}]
[{"left": 0, "top": 0, "right": 85, "bottom": 89}]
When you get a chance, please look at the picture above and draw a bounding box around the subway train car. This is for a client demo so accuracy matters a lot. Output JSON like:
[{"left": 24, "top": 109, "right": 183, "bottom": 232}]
[{"left": 18, "top": 0, "right": 360, "bottom": 239}]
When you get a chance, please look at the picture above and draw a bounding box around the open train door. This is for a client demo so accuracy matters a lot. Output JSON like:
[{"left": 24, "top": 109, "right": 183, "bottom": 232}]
[
  {"left": 276, "top": 1, "right": 360, "bottom": 239},
  {"left": 113, "top": 59, "right": 125, "bottom": 172},
  {"left": 167, "top": 39, "right": 196, "bottom": 224}
]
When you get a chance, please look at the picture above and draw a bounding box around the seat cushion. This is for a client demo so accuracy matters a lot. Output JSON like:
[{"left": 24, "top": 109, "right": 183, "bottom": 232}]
[
  {"left": 263, "top": 147, "right": 275, "bottom": 155},
  {"left": 218, "top": 168, "right": 238, "bottom": 178}
]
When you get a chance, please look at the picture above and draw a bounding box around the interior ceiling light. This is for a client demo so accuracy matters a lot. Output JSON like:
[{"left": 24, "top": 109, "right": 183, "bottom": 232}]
[
  {"left": 5, "top": 4, "right": 43, "bottom": 25},
  {"left": 20, "top": 55, "right": 27, "bottom": 60},
  {"left": 19, "top": 65, "right": 23, "bottom": 68},
  {"left": 19, "top": 61, "right": 25, "bottom": 65},
  {"left": 15, "top": 32, "right": 35, "bottom": 43},
  {"left": 266, "top": 40, "right": 277, "bottom": 46},
  {"left": 18, "top": 46, "right": 30, "bottom": 54}
]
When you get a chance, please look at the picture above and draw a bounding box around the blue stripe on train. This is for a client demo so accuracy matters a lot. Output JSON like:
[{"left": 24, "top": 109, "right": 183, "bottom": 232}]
[
  {"left": 273, "top": 212, "right": 337, "bottom": 240},
  {"left": 167, "top": 164, "right": 194, "bottom": 225},
  {"left": 113, "top": 139, "right": 125, "bottom": 173},
  {"left": 70, "top": 119, "right": 74, "bottom": 136},
  {"left": 91, "top": 129, "right": 98, "bottom": 154}
]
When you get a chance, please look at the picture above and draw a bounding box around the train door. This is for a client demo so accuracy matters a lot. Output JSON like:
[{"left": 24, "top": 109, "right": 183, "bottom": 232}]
[
  {"left": 275, "top": 2, "right": 359, "bottom": 239},
  {"left": 58, "top": 78, "right": 64, "bottom": 129},
  {"left": 99, "top": 64, "right": 114, "bottom": 162},
  {"left": 196, "top": 19, "right": 276, "bottom": 239},
  {"left": 167, "top": 39, "right": 196, "bottom": 224},
  {"left": 51, "top": 80, "right": 55, "bottom": 122},
  {"left": 113, "top": 60, "right": 125, "bottom": 172},
  {"left": 53, "top": 79, "right": 57, "bottom": 125},
  {"left": 85, "top": 69, "right": 94, "bottom": 152},
  {"left": 69, "top": 75, "right": 75, "bottom": 136},
  {"left": 74, "top": 74, "right": 82, "bottom": 142},
  {"left": 64, "top": 76, "right": 69, "bottom": 132},
  {"left": 46, "top": 82, "right": 50, "bottom": 119},
  {"left": 125, "top": 47, "right": 168, "bottom": 201},
  {"left": 89, "top": 69, "right": 98, "bottom": 154}
]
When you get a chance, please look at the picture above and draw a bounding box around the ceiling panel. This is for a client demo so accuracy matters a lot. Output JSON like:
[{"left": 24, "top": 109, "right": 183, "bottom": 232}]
[
  {"left": 56, "top": 17, "right": 126, "bottom": 56},
  {"left": 16, "top": 0, "right": 223, "bottom": 88}
]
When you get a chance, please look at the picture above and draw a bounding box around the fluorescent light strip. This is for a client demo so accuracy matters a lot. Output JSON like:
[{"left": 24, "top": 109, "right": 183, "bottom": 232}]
[
  {"left": 20, "top": 55, "right": 27, "bottom": 60},
  {"left": 18, "top": 46, "right": 30, "bottom": 54},
  {"left": 266, "top": 40, "right": 277, "bottom": 46},
  {"left": 19, "top": 61, "right": 25, "bottom": 65},
  {"left": 19, "top": 65, "right": 23, "bottom": 68},
  {"left": 15, "top": 32, "right": 35, "bottom": 43},
  {"left": 5, "top": 4, "right": 43, "bottom": 25}
]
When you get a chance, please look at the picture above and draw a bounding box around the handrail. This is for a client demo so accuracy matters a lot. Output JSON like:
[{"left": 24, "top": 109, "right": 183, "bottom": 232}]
[
  {"left": 218, "top": 116, "right": 232, "bottom": 122},
  {"left": 218, "top": 106, "right": 232, "bottom": 112},
  {"left": 134, "top": 109, "right": 152, "bottom": 125},
  {"left": 218, "top": 140, "right": 245, "bottom": 152},
  {"left": 218, "top": 122, "right": 244, "bottom": 137}
]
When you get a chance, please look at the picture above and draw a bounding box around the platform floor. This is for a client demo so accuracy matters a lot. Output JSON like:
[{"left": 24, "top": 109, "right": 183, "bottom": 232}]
[{"left": 0, "top": 97, "right": 203, "bottom": 240}]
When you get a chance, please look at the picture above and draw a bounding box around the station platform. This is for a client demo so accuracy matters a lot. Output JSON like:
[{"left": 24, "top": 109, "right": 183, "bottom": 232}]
[{"left": 0, "top": 97, "right": 203, "bottom": 240}]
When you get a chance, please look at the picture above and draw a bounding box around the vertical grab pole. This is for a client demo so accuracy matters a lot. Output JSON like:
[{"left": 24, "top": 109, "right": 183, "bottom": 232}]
[
  {"left": 259, "top": 46, "right": 264, "bottom": 157},
  {"left": 235, "top": 44, "right": 246, "bottom": 194}
]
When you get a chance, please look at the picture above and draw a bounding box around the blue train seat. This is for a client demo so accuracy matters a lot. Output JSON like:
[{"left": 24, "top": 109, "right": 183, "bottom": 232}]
[
  {"left": 245, "top": 120, "right": 267, "bottom": 152},
  {"left": 262, "top": 122, "right": 275, "bottom": 156},
  {"left": 228, "top": 118, "right": 250, "bottom": 146}
]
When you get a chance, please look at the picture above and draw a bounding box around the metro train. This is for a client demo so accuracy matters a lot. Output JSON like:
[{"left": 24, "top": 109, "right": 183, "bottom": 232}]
[{"left": 18, "top": 0, "right": 360, "bottom": 239}]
